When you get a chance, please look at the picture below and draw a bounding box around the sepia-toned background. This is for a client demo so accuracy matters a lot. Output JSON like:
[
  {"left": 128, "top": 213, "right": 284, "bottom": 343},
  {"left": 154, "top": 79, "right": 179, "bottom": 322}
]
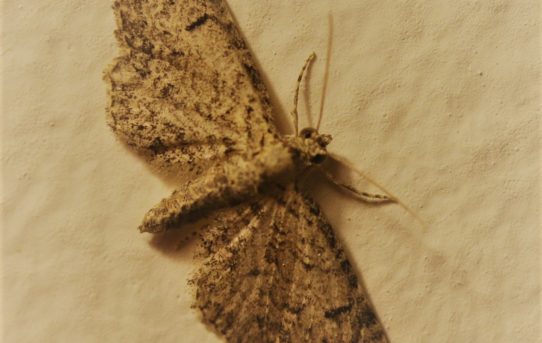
[{"left": 2, "top": 1, "right": 540, "bottom": 342}]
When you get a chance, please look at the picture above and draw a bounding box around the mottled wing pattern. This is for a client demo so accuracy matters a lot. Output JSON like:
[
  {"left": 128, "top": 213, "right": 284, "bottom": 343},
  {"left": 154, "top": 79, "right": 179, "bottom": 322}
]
[
  {"left": 193, "top": 185, "right": 388, "bottom": 343},
  {"left": 105, "top": 0, "right": 278, "bottom": 175}
]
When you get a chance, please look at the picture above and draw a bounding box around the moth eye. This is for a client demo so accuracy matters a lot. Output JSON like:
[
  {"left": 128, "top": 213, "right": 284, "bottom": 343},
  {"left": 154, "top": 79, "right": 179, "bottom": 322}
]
[
  {"left": 311, "top": 154, "right": 326, "bottom": 164},
  {"left": 300, "top": 128, "right": 315, "bottom": 139}
]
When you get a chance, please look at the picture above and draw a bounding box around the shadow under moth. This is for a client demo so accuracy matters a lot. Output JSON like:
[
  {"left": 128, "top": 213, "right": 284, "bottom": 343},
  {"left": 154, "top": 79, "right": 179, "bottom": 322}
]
[{"left": 105, "top": 0, "right": 393, "bottom": 342}]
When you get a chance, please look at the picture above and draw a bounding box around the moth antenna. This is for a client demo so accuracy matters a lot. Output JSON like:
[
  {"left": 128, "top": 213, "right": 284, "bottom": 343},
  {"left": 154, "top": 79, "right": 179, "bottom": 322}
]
[
  {"left": 292, "top": 53, "right": 316, "bottom": 135},
  {"left": 329, "top": 153, "right": 427, "bottom": 229},
  {"left": 316, "top": 14, "right": 333, "bottom": 131}
]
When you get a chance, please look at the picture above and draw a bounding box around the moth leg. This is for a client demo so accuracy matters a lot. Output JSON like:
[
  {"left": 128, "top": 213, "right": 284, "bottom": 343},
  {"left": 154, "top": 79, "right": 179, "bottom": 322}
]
[{"left": 319, "top": 167, "right": 394, "bottom": 204}]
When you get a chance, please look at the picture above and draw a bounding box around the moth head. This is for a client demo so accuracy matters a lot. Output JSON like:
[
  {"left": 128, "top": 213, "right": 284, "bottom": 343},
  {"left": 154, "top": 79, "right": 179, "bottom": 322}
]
[{"left": 296, "top": 127, "right": 332, "bottom": 165}]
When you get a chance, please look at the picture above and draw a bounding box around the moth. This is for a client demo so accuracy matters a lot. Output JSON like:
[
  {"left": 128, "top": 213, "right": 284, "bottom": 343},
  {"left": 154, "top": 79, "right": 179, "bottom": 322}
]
[{"left": 105, "top": 0, "right": 393, "bottom": 342}]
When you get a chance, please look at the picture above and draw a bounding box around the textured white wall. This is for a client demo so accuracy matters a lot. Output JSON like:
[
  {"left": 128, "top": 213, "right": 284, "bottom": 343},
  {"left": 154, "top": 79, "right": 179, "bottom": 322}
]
[{"left": 2, "top": 1, "right": 540, "bottom": 342}]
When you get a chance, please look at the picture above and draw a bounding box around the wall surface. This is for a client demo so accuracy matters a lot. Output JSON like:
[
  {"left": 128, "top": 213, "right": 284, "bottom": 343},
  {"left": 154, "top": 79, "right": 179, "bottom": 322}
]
[{"left": 2, "top": 0, "right": 540, "bottom": 342}]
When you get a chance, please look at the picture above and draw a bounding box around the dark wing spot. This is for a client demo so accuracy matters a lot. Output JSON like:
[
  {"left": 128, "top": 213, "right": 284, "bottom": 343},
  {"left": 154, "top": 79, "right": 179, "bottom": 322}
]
[
  {"left": 283, "top": 303, "right": 305, "bottom": 314},
  {"left": 242, "top": 63, "right": 262, "bottom": 88},
  {"left": 186, "top": 14, "right": 210, "bottom": 31},
  {"left": 247, "top": 268, "right": 260, "bottom": 276},
  {"left": 324, "top": 303, "right": 353, "bottom": 319},
  {"left": 360, "top": 307, "right": 378, "bottom": 326},
  {"left": 340, "top": 259, "right": 351, "bottom": 272},
  {"left": 160, "top": 83, "right": 174, "bottom": 97},
  {"left": 301, "top": 261, "right": 314, "bottom": 270},
  {"left": 149, "top": 138, "right": 167, "bottom": 154},
  {"left": 348, "top": 274, "right": 358, "bottom": 288}
]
